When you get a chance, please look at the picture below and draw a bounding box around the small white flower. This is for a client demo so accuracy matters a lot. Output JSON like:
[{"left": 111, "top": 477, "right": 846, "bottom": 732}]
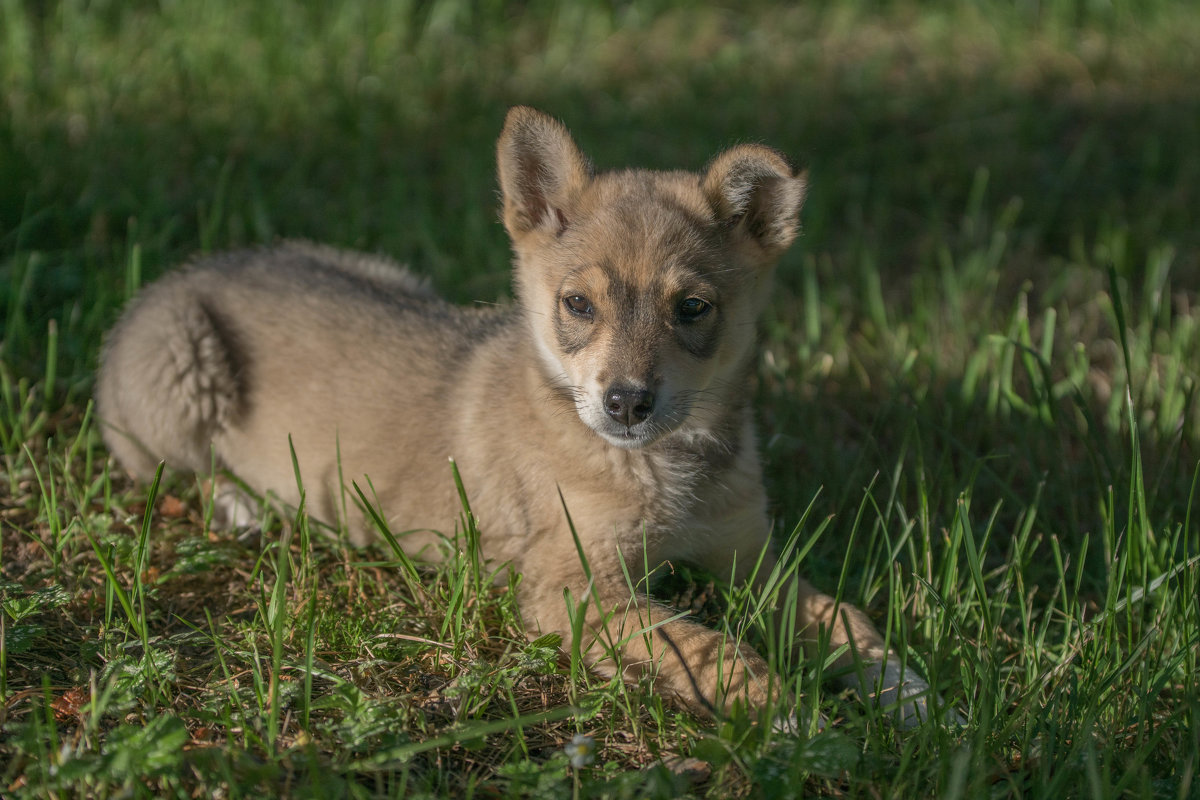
[{"left": 564, "top": 733, "right": 596, "bottom": 768}]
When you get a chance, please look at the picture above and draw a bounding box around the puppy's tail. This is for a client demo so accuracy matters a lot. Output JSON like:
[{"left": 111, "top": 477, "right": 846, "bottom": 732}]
[{"left": 96, "top": 276, "right": 242, "bottom": 480}]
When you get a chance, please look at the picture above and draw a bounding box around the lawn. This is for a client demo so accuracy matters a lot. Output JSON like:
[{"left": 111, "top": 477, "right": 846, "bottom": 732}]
[{"left": 2, "top": 1, "right": 1198, "bottom": 797}]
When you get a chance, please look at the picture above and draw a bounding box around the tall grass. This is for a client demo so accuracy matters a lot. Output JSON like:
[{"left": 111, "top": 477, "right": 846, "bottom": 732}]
[{"left": 1, "top": 1, "right": 1198, "bottom": 797}]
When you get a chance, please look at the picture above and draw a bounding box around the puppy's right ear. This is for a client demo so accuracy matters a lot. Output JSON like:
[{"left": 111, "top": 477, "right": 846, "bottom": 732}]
[{"left": 497, "top": 107, "right": 593, "bottom": 239}]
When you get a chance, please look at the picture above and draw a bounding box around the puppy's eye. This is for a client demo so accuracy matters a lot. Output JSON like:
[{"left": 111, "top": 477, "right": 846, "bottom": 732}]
[
  {"left": 677, "top": 297, "right": 711, "bottom": 321},
  {"left": 563, "top": 295, "right": 594, "bottom": 316}
]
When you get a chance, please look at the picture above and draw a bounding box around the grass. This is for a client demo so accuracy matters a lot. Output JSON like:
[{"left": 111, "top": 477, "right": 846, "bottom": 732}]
[{"left": 2, "top": 0, "right": 1198, "bottom": 796}]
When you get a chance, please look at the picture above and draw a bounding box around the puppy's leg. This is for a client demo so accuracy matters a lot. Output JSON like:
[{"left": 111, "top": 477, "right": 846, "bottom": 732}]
[
  {"left": 606, "top": 589, "right": 774, "bottom": 715},
  {"left": 97, "top": 282, "right": 242, "bottom": 481},
  {"left": 521, "top": 550, "right": 773, "bottom": 715},
  {"left": 752, "top": 549, "right": 950, "bottom": 728},
  {"left": 694, "top": 534, "right": 954, "bottom": 728}
]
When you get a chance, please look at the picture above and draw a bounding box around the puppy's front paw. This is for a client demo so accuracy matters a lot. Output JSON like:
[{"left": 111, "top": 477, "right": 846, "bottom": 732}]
[
  {"left": 772, "top": 705, "right": 827, "bottom": 736},
  {"left": 862, "top": 663, "right": 965, "bottom": 729}
]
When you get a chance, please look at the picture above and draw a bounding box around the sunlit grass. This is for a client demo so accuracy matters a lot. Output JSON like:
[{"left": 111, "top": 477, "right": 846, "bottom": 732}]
[{"left": 2, "top": 0, "right": 1198, "bottom": 797}]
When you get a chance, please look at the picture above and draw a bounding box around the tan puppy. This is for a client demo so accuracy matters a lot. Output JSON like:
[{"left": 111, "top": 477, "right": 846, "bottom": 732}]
[{"left": 97, "top": 107, "right": 948, "bottom": 726}]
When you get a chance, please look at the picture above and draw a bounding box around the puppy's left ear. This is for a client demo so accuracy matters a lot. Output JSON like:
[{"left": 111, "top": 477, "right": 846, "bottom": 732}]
[{"left": 702, "top": 144, "right": 806, "bottom": 256}]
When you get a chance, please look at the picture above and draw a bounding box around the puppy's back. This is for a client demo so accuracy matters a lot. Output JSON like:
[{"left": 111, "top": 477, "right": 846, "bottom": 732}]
[{"left": 96, "top": 244, "right": 465, "bottom": 484}]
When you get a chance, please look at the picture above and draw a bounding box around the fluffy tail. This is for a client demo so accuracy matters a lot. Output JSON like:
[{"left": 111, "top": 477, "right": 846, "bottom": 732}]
[{"left": 96, "top": 277, "right": 241, "bottom": 480}]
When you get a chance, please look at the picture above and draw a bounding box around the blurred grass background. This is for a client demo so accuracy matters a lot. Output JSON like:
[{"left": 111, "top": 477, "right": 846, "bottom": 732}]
[{"left": 2, "top": 1, "right": 1199, "bottom": 796}]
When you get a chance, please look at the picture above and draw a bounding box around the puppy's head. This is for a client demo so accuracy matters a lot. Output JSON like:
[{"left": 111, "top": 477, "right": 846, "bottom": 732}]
[{"left": 497, "top": 107, "right": 805, "bottom": 449}]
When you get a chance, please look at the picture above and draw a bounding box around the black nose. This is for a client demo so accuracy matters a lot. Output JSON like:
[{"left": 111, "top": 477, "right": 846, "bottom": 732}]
[{"left": 605, "top": 386, "right": 655, "bottom": 427}]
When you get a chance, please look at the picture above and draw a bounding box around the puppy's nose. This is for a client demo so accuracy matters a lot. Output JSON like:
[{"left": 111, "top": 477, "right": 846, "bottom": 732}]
[{"left": 605, "top": 386, "right": 655, "bottom": 427}]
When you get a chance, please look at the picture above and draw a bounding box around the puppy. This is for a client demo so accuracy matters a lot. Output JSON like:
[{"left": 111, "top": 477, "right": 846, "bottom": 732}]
[{"left": 97, "top": 107, "right": 949, "bottom": 726}]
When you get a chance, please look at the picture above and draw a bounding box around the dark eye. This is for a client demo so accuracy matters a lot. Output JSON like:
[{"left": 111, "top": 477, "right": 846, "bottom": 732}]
[
  {"left": 677, "top": 297, "right": 711, "bottom": 321},
  {"left": 564, "top": 295, "right": 594, "bottom": 316}
]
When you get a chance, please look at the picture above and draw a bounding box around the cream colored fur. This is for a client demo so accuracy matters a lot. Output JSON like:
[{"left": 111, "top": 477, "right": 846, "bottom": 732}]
[{"left": 97, "top": 107, "right": 950, "bottom": 726}]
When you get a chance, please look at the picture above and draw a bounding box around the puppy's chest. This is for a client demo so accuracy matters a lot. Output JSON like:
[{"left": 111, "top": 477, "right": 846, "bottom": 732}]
[
  {"left": 607, "top": 446, "right": 744, "bottom": 552},
  {"left": 617, "top": 443, "right": 705, "bottom": 505}
]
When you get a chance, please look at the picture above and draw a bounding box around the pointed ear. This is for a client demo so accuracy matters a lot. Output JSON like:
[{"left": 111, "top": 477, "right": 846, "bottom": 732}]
[
  {"left": 702, "top": 144, "right": 806, "bottom": 255},
  {"left": 497, "top": 107, "right": 593, "bottom": 239}
]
